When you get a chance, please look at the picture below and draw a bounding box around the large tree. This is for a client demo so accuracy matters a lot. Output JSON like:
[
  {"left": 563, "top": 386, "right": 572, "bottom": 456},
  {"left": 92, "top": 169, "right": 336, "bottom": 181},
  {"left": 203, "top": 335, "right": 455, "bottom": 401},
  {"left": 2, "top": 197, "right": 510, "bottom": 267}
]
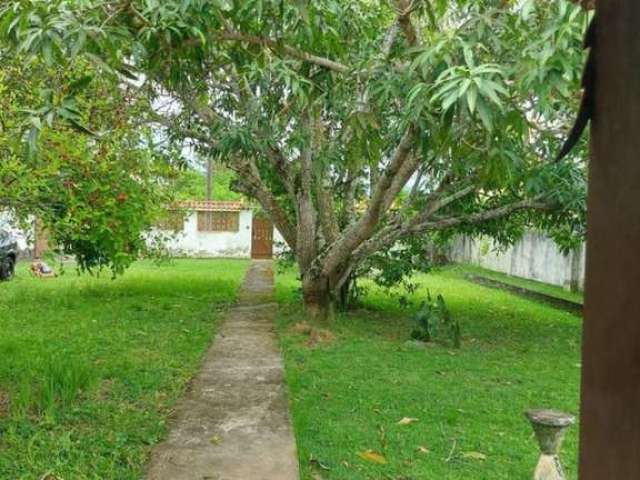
[
  {"left": 0, "top": 52, "right": 183, "bottom": 274},
  {"left": 1, "top": 0, "right": 589, "bottom": 316}
]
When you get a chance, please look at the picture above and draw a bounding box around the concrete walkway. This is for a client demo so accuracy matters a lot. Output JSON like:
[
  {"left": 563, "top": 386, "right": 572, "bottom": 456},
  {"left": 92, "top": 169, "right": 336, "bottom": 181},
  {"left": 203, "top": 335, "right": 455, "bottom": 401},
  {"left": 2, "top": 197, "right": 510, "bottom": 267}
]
[{"left": 147, "top": 261, "right": 299, "bottom": 480}]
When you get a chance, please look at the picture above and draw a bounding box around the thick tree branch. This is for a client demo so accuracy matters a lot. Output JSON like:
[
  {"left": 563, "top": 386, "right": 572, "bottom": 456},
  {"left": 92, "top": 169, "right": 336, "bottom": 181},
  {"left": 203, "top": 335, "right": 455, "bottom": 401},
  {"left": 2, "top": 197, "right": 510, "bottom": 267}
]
[
  {"left": 369, "top": 163, "right": 380, "bottom": 200},
  {"left": 321, "top": 125, "right": 417, "bottom": 277},
  {"left": 350, "top": 197, "right": 549, "bottom": 268},
  {"left": 296, "top": 111, "right": 318, "bottom": 272},
  {"left": 314, "top": 118, "right": 340, "bottom": 246},
  {"left": 342, "top": 171, "right": 358, "bottom": 226},
  {"left": 229, "top": 157, "right": 297, "bottom": 251},
  {"left": 265, "top": 145, "right": 296, "bottom": 196},
  {"left": 213, "top": 30, "right": 350, "bottom": 74},
  {"left": 410, "top": 184, "right": 476, "bottom": 225},
  {"left": 381, "top": 22, "right": 401, "bottom": 58},
  {"left": 350, "top": 184, "right": 474, "bottom": 264},
  {"left": 320, "top": 2, "right": 424, "bottom": 278},
  {"left": 381, "top": 152, "right": 421, "bottom": 211},
  {"left": 395, "top": 0, "right": 419, "bottom": 46},
  {"left": 410, "top": 198, "right": 550, "bottom": 233},
  {"left": 316, "top": 179, "right": 340, "bottom": 245}
]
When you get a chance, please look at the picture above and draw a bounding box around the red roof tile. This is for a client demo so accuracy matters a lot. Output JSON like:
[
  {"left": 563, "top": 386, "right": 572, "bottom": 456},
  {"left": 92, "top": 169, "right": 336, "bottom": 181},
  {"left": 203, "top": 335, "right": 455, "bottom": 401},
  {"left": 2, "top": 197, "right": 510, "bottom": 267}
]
[{"left": 173, "top": 200, "right": 247, "bottom": 212}]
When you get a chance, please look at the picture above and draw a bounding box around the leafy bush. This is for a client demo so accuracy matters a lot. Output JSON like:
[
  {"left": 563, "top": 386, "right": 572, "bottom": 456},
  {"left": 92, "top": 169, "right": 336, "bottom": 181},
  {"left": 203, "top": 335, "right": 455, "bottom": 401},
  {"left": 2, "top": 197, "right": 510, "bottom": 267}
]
[{"left": 411, "top": 292, "right": 461, "bottom": 348}]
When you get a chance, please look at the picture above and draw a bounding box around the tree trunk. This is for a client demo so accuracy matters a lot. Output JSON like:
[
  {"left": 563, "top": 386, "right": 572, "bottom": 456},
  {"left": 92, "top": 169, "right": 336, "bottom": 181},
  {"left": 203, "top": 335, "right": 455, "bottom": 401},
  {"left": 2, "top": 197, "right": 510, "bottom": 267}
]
[
  {"left": 302, "top": 274, "right": 335, "bottom": 322},
  {"left": 301, "top": 265, "right": 358, "bottom": 321}
]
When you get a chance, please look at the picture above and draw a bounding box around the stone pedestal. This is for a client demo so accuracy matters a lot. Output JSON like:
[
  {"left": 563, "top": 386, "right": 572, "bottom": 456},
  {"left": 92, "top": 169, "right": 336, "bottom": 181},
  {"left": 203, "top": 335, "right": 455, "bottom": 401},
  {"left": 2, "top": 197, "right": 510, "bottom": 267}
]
[{"left": 525, "top": 409, "right": 575, "bottom": 480}]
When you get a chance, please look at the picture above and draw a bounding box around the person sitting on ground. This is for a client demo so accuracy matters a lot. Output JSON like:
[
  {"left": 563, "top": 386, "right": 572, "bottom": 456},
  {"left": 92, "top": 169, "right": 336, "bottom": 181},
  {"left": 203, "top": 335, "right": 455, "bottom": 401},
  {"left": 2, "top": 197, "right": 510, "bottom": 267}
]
[{"left": 30, "top": 258, "right": 57, "bottom": 278}]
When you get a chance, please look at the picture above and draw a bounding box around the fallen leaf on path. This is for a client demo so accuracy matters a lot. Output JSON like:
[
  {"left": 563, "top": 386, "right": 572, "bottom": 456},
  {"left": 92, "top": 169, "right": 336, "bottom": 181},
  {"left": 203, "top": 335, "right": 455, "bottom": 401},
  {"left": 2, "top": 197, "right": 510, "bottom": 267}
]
[
  {"left": 397, "top": 417, "right": 419, "bottom": 425},
  {"left": 463, "top": 451, "right": 487, "bottom": 461},
  {"left": 210, "top": 435, "right": 221, "bottom": 445},
  {"left": 357, "top": 450, "right": 387, "bottom": 464}
]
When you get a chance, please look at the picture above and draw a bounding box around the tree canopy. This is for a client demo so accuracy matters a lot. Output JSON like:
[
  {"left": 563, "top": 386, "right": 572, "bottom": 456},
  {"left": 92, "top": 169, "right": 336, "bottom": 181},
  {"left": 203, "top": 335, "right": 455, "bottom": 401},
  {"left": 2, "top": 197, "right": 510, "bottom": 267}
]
[
  {"left": 0, "top": 0, "right": 590, "bottom": 314},
  {"left": 0, "top": 52, "right": 182, "bottom": 273}
]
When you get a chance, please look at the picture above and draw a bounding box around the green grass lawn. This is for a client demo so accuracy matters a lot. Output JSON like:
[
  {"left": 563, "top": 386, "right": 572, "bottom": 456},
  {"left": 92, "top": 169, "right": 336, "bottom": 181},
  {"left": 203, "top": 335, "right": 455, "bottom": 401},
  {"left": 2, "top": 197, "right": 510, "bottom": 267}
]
[
  {"left": 0, "top": 259, "right": 248, "bottom": 479},
  {"left": 275, "top": 267, "right": 582, "bottom": 480},
  {"left": 450, "top": 264, "right": 584, "bottom": 305}
]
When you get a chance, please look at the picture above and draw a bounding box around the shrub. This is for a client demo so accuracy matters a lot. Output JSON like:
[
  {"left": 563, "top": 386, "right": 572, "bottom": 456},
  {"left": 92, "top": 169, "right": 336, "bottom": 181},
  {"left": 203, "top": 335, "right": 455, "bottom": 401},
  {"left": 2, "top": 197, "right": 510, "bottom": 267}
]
[{"left": 411, "top": 292, "right": 461, "bottom": 348}]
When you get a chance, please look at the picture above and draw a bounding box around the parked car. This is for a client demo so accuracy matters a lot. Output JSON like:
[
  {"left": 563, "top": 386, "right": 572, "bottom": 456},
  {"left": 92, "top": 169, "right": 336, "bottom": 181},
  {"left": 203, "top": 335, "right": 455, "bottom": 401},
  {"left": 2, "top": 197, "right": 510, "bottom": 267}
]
[{"left": 0, "top": 229, "right": 17, "bottom": 281}]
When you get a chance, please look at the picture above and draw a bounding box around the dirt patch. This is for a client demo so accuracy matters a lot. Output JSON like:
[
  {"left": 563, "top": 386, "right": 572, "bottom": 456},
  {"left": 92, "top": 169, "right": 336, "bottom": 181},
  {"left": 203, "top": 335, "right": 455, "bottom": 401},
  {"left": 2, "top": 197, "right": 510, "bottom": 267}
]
[
  {"left": 95, "top": 379, "right": 114, "bottom": 401},
  {"left": 290, "top": 321, "right": 313, "bottom": 335},
  {"left": 290, "top": 321, "right": 336, "bottom": 347},
  {"left": 0, "top": 389, "right": 10, "bottom": 418},
  {"left": 305, "top": 328, "right": 336, "bottom": 348}
]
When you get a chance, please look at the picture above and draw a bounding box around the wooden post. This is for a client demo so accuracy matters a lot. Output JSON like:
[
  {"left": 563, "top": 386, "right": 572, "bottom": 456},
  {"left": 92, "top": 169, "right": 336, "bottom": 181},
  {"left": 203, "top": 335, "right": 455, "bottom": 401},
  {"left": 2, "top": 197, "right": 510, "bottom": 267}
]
[
  {"left": 579, "top": 1, "right": 640, "bottom": 478},
  {"left": 206, "top": 158, "right": 214, "bottom": 201}
]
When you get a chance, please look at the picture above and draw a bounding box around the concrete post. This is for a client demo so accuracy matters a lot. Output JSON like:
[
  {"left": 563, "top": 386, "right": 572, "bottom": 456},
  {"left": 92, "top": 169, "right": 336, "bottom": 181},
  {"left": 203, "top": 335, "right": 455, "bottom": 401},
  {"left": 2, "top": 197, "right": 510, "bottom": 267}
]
[{"left": 525, "top": 409, "right": 575, "bottom": 480}]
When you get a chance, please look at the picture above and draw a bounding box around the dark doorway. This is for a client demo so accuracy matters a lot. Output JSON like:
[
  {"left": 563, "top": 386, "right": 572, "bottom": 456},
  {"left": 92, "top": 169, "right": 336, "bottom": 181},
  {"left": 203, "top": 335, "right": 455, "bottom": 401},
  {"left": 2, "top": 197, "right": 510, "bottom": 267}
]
[{"left": 251, "top": 217, "right": 274, "bottom": 259}]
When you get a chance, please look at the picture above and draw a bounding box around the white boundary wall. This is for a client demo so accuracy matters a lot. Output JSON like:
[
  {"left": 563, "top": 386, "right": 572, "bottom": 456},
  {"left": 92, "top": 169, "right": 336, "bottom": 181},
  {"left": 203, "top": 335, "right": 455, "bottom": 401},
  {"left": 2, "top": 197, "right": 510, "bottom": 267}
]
[{"left": 449, "top": 232, "right": 585, "bottom": 291}]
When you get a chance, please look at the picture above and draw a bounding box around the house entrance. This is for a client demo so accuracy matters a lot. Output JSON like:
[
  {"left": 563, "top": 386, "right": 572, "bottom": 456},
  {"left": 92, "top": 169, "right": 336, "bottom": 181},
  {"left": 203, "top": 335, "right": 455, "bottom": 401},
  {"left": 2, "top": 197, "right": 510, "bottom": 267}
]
[{"left": 251, "top": 217, "right": 273, "bottom": 259}]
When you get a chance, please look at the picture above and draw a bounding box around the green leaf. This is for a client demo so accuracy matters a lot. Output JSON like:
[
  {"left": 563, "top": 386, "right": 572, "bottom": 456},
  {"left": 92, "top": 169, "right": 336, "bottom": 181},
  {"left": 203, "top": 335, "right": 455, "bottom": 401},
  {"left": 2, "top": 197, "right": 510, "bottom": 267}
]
[
  {"left": 466, "top": 86, "right": 478, "bottom": 114},
  {"left": 68, "top": 75, "right": 94, "bottom": 94},
  {"left": 29, "top": 116, "right": 42, "bottom": 130},
  {"left": 42, "top": 39, "right": 54, "bottom": 65},
  {"left": 476, "top": 99, "right": 493, "bottom": 130},
  {"left": 67, "top": 118, "right": 98, "bottom": 136},
  {"left": 462, "top": 43, "right": 474, "bottom": 68},
  {"left": 458, "top": 79, "right": 472, "bottom": 97},
  {"left": 441, "top": 90, "right": 459, "bottom": 111}
]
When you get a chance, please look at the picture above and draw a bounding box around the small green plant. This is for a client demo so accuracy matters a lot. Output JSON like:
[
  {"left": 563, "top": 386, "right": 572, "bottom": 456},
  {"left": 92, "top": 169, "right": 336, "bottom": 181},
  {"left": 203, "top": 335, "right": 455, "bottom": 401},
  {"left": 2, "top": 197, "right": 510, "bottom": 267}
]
[{"left": 411, "top": 292, "right": 461, "bottom": 348}]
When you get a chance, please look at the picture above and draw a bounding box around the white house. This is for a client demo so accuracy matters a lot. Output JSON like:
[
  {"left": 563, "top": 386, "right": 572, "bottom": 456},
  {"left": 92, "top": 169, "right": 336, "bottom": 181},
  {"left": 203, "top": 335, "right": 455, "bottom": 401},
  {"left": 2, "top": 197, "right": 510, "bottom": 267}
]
[{"left": 158, "top": 200, "right": 285, "bottom": 259}]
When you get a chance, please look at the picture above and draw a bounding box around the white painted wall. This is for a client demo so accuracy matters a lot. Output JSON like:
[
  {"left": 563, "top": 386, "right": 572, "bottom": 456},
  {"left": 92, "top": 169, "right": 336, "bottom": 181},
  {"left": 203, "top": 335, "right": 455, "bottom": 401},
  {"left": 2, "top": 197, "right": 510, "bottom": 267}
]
[
  {"left": 161, "top": 209, "right": 253, "bottom": 258},
  {"left": 273, "top": 227, "right": 287, "bottom": 255},
  {"left": 449, "top": 232, "right": 586, "bottom": 291}
]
